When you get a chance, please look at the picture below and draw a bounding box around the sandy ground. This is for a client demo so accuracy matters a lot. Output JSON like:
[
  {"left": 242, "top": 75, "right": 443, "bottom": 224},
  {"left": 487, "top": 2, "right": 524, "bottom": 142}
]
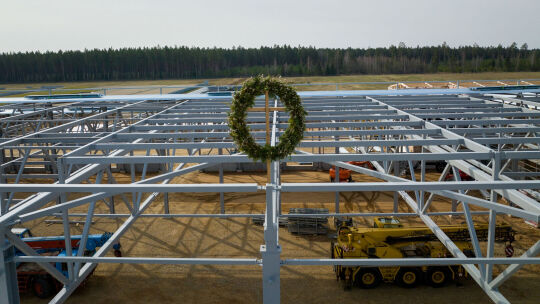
[{"left": 16, "top": 169, "right": 540, "bottom": 304}]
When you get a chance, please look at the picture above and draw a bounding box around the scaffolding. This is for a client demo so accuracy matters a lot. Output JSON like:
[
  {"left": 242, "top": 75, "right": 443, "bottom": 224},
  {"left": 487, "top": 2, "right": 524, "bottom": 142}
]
[{"left": 1, "top": 87, "right": 540, "bottom": 304}]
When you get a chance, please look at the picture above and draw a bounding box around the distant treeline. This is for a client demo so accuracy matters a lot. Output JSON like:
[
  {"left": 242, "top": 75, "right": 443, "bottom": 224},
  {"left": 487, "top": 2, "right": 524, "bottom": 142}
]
[{"left": 0, "top": 43, "right": 538, "bottom": 83}]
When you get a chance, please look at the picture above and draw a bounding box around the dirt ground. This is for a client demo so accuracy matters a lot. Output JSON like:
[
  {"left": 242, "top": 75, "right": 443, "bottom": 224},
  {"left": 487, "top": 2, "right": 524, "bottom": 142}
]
[{"left": 17, "top": 169, "right": 540, "bottom": 304}]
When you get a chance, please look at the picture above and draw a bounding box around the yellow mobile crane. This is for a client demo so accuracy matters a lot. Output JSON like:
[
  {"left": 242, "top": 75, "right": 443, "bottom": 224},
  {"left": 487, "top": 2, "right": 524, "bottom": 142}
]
[{"left": 331, "top": 218, "right": 515, "bottom": 289}]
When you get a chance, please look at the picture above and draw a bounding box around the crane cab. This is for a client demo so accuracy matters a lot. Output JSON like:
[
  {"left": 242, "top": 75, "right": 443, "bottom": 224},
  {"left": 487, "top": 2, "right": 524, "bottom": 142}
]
[{"left": 373, "top": 217, "right": 403, "bottom": 228}]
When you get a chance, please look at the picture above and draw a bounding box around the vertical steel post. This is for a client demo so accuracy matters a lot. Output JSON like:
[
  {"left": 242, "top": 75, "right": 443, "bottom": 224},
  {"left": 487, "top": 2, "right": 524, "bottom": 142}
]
[
  {"left": 262, "top": 91, "right": 281, "bottom": 304},
  {"left": 265, "top": 91, "right": 271, "bottom": 183},
  {"left": 0, "top": 166, "right": 5, "bottom": 215},
  {"left": 420, "top": 158, "right": 425, "bottom": 211},
  {"left": 486, "top": 152, "right": 501, "bottom": 280},
  {"left": 56, "top": 158, "right": 74, "bottom": 282},
  {"left": 261, "top": 184, "right": 281, "bottom": 304},
  {"left": 219, "top": 148, "right": 225, "bottom": 213},
  {"left": 163, "top": 193, "right": 169, "bottom": 214},
  {"left": 0, "top": 229, "right": 20, "bottom": 304},
  {"left": 334, "top": 126, "right": 340, "bottom": 213},
  {"left": 393, "top": 160, "right": 399, "bottom": 213}
]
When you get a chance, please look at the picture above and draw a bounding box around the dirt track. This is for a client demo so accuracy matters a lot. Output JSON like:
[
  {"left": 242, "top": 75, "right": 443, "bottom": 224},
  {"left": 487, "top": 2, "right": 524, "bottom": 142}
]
[{"left": 18, "top": 169, "right": 540, "bottom": 304}]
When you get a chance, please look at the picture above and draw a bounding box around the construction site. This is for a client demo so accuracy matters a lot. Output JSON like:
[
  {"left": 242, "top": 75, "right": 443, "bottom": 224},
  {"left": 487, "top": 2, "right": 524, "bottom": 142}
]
[{"left": 1, "top": 81, "right": 540, "bottom": 304}]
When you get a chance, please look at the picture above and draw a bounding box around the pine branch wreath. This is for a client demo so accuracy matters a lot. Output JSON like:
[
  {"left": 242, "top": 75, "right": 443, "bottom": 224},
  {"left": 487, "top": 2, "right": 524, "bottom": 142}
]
[{"left": 228, "top": 75, "right": 306, "bottom": 161}]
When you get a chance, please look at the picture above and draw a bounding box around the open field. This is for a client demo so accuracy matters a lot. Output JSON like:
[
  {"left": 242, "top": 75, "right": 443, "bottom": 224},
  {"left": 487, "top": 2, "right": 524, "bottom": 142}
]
[
  {"left": 15, "top": 169, "right": 540, "bottom": 304},
  {"left": 2, "top": 72, "right": 540, "bottom": 97}
]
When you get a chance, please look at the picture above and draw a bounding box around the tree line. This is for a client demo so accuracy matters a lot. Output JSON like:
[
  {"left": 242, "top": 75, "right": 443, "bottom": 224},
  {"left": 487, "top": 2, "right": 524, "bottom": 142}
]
[{"left": 0, "top": 43, "right": 538, "bottom": 83}]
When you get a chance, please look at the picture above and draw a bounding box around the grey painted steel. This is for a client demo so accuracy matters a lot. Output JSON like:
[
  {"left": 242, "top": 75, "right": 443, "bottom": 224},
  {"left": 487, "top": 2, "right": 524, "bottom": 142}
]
[
  {"left": 1, "top": 87, "right": 540, "bottom": 304},
  {"left": 15, "top": 256, "right": 259, "bottom": 265}
]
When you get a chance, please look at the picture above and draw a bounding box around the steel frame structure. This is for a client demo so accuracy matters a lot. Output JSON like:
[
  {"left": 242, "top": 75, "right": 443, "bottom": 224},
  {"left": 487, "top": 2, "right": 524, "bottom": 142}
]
[{"left": 1, "top": 87, "right": 540, "bottom": 304}]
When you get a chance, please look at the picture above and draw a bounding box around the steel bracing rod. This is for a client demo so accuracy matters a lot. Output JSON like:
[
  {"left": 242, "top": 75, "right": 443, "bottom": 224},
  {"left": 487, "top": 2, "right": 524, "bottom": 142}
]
[
  {"left": 48, "top": 137, "right": 205, "bottom": 303},
  {"left": 0, "top": 103, "right": 72, "bottom": 123},
  {"left": 52, "top": 123, "right": 228, "bottom": 216},
  {"left": 44, "top": 113, "right": 226, "bottom": 301},
  {"left": 451, "top": 166, "right": 485, "bottom": 278},
  {"left": 48, "top": 185, "right": 172, "bottom": 303},
  {"left": 0, "top": 142, "right": 60, "bottom": 171},
  {"left": 487, "top": 94, "right": 540, "bottom": 111},
  {"left": 73, "top": 170, "right": 103, "bottom": 276},
  {"left": 14, "top": 160, "right": 238, "bottom": 223},
  {"left": 0, "top": 101, "right": 147, "bottom": 211},
  {"left": 295, "top": 149, "right": 510, "bottom": 303},
  {"left": 422, "top": 145, "right": 540, "bottom": 213},
  {"left": 0, "top": 100, "right": 180, "bottom": 225},
  {"left": 369, "top": 96, "right": 540, "bottom": 214},
  {"left": 421, "top": 163, "right": 452, "bottom": 213},
  {"left": 367, "top": 97, "right": 491, "bottom": 152},
  {"left": 3, "top": 147, "right": 31, "bottom": 213},
  {"left": 368, "top": 95, "right": 536, "bottom": 303},
  {"left": 47, "top": 117, "right": 226, "bottom": 303},
  {"left": 279, "top": 182, "right": 538, "bottom": 222},
  {"left": 0, "top": 227, "right": 19, "bottom": 304},
  {"left": 488, "top": 240, "right": 540, "bottom": 289},
  {"left": 4, "top": 231, "right": 69, "bottom": 285},
  {"left": 61, "top": 103, "right": 181, "bottom": 158},
  {"left": 0, "top": 101, "right": 146, "bottom": 149}
]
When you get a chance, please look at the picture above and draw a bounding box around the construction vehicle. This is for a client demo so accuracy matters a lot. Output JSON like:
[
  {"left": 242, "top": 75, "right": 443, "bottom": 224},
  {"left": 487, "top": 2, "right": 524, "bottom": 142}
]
[
  {"left": 445, "top": 169, "right": 473, "bottom": 181},
  {"left": 331, "top": 218, "right": 515, "bottom": 289},
  {"left": 12, "top": 228, "right": 122, "bottom": 298},
  {"left": 372, "top": 217, "right": 403, "bottom": 228},
  {"left": 329, "top": 161, "right": 374, "bottom": 182}
]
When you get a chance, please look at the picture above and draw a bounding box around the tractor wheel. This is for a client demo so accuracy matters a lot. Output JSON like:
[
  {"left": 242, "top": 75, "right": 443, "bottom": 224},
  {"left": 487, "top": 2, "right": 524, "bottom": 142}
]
[
  {"left": 426, "top": 267, "right": 450, "bottom": 288},
  {"left": 396, "top": 268, "right": 421, "bottom": 288},
  {"left": 33, "top": 277, "right": 55, "bottom": 299},
  {"left": 355, "top": 268, "right": 382, "bottom": 289}
]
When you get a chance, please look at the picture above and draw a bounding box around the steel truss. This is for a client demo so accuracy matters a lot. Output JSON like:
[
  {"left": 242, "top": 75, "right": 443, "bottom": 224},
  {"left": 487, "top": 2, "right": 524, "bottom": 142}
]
[{"left": 1, "top": 89, "right": 540, "bottom": 304}]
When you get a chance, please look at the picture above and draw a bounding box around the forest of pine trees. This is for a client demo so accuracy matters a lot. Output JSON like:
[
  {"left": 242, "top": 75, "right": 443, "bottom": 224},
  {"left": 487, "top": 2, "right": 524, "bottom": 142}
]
[{"left": 0, "top": 43, "right": 538, "bottom": 83}]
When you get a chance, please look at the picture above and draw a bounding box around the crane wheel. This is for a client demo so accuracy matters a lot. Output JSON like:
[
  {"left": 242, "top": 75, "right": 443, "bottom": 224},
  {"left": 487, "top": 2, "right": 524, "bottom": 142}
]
[
  {"left": 33, "top": 277, "right": 55, "bottom": 299},
  {"left": 396, "top": 268, "right": 421, "bottom": 288},
  {"left": 355, "top": 268, "right": 382, "bottom": 289},
  {"left": 427, "top": 267, "right": 449, "bottom": 288}
]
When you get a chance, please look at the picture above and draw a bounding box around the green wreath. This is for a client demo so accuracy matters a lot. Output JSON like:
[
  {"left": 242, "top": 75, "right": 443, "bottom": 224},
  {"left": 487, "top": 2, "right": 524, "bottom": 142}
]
[{"left": 228, "top": 75, "right": 307, "bottom": 161}]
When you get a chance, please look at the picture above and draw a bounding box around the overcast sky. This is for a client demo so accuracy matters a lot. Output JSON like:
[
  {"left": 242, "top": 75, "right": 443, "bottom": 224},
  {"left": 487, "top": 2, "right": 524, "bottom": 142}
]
[{"left": 1, "top": 0, "right": 539, "bottom": 53}]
